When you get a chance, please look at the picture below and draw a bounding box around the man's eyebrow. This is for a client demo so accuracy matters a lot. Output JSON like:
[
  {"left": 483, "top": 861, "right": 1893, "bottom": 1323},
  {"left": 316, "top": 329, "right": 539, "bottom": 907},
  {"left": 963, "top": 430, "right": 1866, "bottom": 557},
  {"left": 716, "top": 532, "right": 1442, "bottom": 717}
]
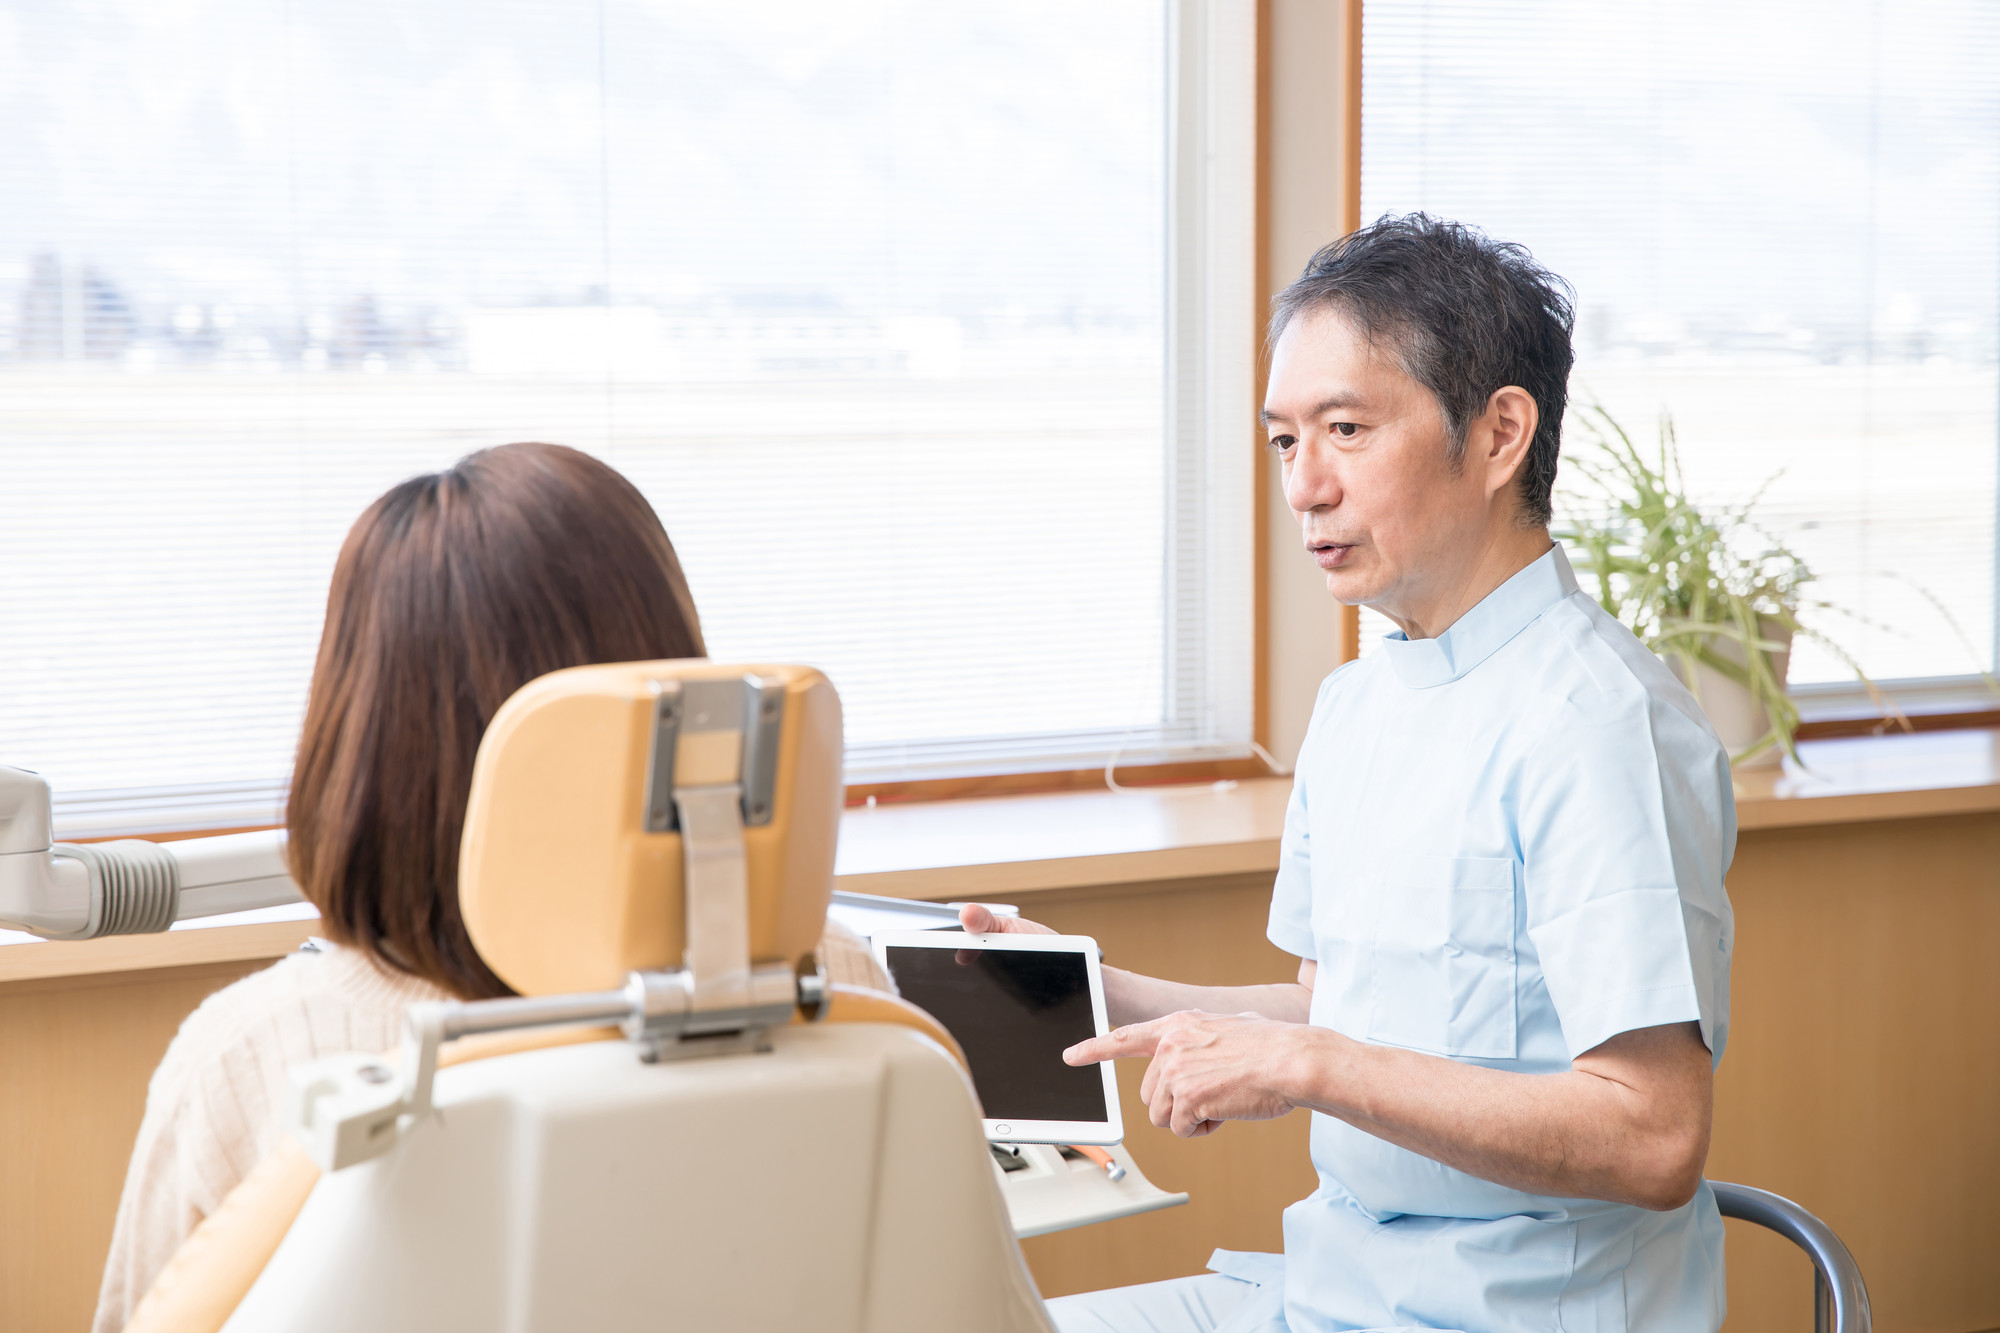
[{"left": 1260, "top": 394, "right": 1366, "bottom": 426}]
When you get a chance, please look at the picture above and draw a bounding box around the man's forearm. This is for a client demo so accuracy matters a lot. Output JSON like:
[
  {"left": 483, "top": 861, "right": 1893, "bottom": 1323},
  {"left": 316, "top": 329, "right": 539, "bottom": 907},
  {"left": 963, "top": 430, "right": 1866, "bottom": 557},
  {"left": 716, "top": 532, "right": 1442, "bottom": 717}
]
[
  {"left": 1102, "top": 966, "right": 1312, "bottom": 1028},
  {"left": 1274, "top": 1022, "right": 1711, "bottom": 1210}
]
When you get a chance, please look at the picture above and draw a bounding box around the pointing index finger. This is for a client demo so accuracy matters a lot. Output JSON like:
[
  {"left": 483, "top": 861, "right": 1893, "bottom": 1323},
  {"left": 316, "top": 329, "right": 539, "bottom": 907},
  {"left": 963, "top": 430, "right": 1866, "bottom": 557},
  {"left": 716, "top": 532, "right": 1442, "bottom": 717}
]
[{"left": 1064, "top": 1018, "right": 1166, "bottom": 1065}]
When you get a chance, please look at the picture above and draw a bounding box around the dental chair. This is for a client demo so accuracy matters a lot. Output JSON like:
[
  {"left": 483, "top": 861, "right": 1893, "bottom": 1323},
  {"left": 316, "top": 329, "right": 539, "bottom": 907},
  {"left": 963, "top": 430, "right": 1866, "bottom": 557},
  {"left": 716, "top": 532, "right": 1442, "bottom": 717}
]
[{"left": 124, "top": 661, "right": 1058, "bottom": 1333}]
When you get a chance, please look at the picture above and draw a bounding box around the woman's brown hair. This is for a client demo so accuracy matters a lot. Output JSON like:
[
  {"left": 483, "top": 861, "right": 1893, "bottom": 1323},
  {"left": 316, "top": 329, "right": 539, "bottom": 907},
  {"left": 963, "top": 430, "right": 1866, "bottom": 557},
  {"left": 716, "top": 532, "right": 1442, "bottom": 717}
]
[{"left": 287, "top": 442, "right": 705, "bottom": 999}]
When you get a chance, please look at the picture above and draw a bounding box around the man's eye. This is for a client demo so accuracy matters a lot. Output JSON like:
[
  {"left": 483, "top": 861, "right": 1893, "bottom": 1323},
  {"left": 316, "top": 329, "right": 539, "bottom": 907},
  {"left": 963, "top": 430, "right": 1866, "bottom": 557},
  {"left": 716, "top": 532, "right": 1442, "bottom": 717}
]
[
  {"left": 1332, "top": 421, "right": 1360, "bottom": 438},
  {"left": 1268, "top": 434, "right": 1297, "bottom": 453}
]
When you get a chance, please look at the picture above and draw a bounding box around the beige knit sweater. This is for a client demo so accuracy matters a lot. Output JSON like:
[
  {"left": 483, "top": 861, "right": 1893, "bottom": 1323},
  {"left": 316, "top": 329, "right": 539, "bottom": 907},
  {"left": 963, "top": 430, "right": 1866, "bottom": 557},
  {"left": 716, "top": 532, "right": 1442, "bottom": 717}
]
[{"left": 92, "top": 921, "right": 889, "bottom": 1333}]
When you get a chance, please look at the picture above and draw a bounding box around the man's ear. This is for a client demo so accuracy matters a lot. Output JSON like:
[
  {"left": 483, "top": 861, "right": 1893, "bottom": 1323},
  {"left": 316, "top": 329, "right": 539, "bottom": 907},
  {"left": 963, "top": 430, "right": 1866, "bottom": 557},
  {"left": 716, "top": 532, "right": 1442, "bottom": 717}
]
[{"left": 1478, "top": 386, "right": 1539, "bottom": 499}]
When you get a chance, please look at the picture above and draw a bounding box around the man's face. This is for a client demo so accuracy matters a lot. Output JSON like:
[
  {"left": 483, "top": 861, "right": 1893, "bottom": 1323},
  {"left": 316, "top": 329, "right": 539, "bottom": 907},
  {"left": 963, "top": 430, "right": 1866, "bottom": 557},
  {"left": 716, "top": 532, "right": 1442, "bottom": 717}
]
[{"left": 1261, "top": 310, "right": 1497, "bottom": 618}]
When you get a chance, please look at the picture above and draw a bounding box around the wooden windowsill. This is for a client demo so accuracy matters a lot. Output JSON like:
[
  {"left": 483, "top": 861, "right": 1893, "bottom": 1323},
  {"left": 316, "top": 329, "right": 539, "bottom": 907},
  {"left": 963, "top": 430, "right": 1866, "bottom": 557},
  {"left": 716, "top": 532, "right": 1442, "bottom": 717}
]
[
  {"left": 1794, "top": 704, "right": 2000, "bottom": 742},
  {"left": 1732, "top": 726, "right": 2000, "bottom": 830},
  {"left": 833, "top": 778, "right": 1294, "bottom": 899},
  {"left": 7, "top": 728, "right": 1996, "bottom": 986},
  {"left": 0, "top": 907, "right": 323, "bottom": 986}
]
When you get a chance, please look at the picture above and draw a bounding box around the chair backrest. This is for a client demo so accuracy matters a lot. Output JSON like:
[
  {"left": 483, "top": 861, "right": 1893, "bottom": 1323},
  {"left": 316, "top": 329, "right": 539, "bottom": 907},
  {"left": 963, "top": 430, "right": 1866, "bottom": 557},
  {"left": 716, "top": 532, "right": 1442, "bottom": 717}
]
[
  {"left": 227, "top": 1021, "right": 1052, "bottom": 1333},
  {"left": 1711, "top": 1180, "right": 1872, "bottom": 1333},
  {"left": 459, "top": 660, "right": 844, "bottom": 997},
  {"left": 131, "top": 661, "right": 1055, "bottom": 1333}
]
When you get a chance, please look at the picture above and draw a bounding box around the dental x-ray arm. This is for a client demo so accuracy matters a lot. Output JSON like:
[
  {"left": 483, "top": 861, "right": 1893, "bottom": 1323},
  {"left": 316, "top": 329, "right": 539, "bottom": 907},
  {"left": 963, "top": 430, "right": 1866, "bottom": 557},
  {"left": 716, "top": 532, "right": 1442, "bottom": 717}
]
[{"left": 0, "top": 765, "right": 302, "bottom": 940}]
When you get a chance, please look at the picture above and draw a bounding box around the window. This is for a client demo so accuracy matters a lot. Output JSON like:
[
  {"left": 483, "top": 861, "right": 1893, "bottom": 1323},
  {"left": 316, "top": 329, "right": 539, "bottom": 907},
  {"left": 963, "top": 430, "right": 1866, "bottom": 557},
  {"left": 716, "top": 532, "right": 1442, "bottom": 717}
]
[
  {"left": 0, "top": 1, "right": 1256, "bottom": 836},
  {"left": 1357, "top": 0, "right": 2000, "bottom": 706}
]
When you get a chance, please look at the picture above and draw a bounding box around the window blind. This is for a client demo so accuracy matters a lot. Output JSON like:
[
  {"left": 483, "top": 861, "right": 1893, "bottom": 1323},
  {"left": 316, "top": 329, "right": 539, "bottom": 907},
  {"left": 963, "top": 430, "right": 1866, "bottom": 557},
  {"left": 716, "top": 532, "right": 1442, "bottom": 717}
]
[
  {"left": 1356, "top": 0, "right": 2000, "bottom": 690},
  {"left": 0, "top": 0, "right": 1256, "bottom": 837}
]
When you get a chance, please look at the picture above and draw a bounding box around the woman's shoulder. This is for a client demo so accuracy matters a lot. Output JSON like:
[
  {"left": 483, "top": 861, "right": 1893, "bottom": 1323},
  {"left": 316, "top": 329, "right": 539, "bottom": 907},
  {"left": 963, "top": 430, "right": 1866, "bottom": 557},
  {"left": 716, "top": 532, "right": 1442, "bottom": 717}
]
[
  {"left": 147, "top": 944, "right": 448, "bottom": 1118},
  {"left": 148, "top": 950, "right": 322, "bottom": 1090}
]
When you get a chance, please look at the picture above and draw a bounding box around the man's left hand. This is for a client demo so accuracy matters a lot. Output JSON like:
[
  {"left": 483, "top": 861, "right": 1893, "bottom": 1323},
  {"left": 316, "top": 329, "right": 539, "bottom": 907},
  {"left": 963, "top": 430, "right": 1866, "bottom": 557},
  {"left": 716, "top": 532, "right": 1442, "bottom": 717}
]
[{"left": 1065, "top": 1010, "right": 1304, "bottom": 1138}]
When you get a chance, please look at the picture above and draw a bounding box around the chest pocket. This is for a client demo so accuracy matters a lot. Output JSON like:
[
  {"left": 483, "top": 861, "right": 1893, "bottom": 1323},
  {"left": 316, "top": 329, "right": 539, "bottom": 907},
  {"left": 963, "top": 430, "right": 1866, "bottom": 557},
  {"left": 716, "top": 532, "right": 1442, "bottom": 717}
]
[{"left": 1366, "top": 854, "right": 1518, "bottom": 1059}]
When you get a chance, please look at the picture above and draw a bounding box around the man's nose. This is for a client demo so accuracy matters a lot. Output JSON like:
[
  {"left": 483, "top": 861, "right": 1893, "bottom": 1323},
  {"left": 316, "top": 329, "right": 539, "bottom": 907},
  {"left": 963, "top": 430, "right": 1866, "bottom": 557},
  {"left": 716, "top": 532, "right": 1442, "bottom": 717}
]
[{"left": 1284, "top": 436, "right": 1342, "bottom": 516}]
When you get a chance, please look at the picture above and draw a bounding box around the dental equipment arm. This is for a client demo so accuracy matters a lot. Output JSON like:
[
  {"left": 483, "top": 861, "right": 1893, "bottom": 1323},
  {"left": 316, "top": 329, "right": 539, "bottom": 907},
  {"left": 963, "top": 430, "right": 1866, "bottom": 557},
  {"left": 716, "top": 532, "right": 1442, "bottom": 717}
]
[{"left": 0, "top": 765, "right": 302, "bottom": 940}]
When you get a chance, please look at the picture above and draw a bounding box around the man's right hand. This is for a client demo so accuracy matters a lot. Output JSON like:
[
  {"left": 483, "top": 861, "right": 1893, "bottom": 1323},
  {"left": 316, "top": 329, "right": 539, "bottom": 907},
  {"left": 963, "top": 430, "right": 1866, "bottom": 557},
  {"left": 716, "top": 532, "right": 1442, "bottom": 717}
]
[{"left": 957, "top": 902, "right": 1057, "bottom": 936}]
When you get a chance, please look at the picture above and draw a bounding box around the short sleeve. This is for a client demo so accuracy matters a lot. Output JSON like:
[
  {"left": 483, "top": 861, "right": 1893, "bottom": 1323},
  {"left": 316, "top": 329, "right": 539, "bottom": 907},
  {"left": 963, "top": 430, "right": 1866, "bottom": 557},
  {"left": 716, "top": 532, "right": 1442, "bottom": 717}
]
[
  {"left": 1266, "top": 773, "right": 1316, "bottom": 959},
  {"left": 1520, "top": 685, "right": 1736, "bottom": 1064},
  {"left": 1267, "top": 671, "right": 1346, "bottom": 961}
]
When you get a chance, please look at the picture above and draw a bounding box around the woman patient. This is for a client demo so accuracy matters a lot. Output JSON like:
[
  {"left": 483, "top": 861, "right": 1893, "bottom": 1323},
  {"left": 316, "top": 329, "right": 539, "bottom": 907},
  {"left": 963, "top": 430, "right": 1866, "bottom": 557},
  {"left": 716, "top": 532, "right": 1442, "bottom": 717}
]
[{"left": 94, "top": 442, "right": 886, "bottom": 1332}]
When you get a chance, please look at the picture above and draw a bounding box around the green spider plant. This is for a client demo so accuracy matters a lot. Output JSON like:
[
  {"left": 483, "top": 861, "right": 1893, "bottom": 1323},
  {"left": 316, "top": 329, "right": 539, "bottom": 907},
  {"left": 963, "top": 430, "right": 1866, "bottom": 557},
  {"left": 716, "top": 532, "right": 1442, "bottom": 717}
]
[{"left": 1556, "top": 405, "right": 1886, "bottom": 766}]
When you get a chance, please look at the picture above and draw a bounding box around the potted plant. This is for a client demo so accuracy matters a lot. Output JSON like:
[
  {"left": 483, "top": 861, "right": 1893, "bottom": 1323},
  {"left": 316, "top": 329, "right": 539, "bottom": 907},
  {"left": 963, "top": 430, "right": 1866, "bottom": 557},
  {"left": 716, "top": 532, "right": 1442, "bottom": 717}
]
[{"left": 1556, "top": 406, "right": 1885, "bottom": 768}]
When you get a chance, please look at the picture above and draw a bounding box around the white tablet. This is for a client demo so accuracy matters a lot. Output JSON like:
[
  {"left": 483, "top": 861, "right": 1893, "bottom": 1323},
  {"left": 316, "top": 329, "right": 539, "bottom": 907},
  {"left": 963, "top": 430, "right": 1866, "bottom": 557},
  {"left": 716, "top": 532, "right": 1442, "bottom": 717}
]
[{"left": 873, "top": 930, "right": 1122, "bottom": 1146}]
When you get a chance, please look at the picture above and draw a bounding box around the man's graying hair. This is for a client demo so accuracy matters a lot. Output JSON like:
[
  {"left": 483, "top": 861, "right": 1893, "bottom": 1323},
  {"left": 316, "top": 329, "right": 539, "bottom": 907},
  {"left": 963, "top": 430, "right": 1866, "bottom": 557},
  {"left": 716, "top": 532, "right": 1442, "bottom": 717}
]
[{"left": 1270, "top": 214, "right": 1576, "bottom": 527}]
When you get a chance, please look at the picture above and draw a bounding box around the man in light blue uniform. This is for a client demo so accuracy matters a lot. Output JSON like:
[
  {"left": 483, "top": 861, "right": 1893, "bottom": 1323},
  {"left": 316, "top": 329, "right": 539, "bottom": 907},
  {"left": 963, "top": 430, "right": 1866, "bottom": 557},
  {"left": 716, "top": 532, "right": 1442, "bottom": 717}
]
[{"left": 965, "top": 215, "right": 1734, "bottom": 1332}]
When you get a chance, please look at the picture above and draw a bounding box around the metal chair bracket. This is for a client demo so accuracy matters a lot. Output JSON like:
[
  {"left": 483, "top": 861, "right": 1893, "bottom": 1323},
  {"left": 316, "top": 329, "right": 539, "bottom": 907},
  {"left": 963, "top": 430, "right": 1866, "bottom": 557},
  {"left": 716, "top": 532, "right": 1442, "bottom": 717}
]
[{"left": 290, "top": 951, "right": 827, "bottom": 1173}]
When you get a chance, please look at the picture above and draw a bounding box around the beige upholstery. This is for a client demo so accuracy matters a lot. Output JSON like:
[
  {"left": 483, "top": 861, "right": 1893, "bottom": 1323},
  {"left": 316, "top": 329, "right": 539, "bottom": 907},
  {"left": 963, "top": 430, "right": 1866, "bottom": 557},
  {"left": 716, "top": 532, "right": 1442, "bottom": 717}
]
[
  {"left": 124, "top": 1142, "right": 319, "bottom": 1333},
  {"left": 128, "top": 661, "right": 1027, "bottom": 1333}
]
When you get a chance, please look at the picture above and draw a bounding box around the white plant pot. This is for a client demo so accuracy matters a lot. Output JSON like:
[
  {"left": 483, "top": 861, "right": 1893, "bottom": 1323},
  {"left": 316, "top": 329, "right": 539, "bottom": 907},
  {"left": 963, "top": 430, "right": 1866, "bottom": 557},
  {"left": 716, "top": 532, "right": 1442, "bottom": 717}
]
[{"left": 1662, "top": 619, "right": 1794, "bottom": 768}]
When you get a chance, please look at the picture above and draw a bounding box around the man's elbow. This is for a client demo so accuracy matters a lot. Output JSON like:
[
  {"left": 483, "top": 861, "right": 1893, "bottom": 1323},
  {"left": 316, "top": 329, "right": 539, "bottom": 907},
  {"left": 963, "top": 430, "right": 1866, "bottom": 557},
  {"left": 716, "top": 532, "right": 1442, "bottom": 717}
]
[
  {"left": 1631, "top": 1163, "right": 1703, "bottom": 1212},
  {"left": 1627, "top": 1125, "right": 1709, "bottom": 1211}
]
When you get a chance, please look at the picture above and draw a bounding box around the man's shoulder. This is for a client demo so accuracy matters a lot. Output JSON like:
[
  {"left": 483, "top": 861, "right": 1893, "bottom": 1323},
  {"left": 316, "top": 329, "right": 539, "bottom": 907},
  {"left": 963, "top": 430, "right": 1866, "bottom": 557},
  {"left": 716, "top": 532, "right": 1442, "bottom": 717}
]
[
  {"left": 1311, "top": 650, "right": 1387, "bottom": 705},
  {"left": 1529, "top": 593, "right": 1707, "bottom": 720},
  {"left": 1512, "top": 595, "right": 1730, "bottom": 794}
]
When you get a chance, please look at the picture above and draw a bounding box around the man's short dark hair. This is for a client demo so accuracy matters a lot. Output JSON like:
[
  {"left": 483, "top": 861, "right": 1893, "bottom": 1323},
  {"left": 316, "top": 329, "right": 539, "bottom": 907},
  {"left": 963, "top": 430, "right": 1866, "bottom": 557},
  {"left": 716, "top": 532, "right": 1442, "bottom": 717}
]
[{"left": 1270, "top": 214, "right": 1575, "bottom": 527}]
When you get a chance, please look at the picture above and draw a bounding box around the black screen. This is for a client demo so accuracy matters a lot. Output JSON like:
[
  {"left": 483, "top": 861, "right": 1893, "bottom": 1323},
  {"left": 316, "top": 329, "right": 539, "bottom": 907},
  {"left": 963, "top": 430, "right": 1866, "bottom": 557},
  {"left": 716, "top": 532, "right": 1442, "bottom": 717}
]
[{"left": 884, "top": 944, "right": 1107, "bottom": 1123}]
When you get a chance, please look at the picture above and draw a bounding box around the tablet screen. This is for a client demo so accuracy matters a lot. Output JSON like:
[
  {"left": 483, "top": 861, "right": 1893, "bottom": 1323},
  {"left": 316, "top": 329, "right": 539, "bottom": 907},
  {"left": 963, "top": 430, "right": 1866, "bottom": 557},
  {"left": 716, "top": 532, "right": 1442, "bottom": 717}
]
[{"left": 883, "top": 944, "right": 1107, "bottom": 1123}]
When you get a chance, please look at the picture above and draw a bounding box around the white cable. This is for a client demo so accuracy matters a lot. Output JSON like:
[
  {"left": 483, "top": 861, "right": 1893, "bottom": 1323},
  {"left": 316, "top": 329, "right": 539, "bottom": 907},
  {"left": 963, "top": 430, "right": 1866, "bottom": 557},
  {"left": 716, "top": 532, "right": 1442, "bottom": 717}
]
[
  {"left": 1104, "top": 737, "right": 1292, "bottom": 794},
  {"left": 1248, "top": 739, "right": 1292, "bottom": 776},
  {"left": 1103, "top": 733, "right": 1137, "bottom": 793}
]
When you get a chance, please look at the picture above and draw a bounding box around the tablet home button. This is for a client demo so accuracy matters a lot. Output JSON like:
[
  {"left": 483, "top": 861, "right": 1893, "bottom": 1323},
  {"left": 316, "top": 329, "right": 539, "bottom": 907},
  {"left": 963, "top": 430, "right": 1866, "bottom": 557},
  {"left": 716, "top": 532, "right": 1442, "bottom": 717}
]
[{"left": 994, "top": 1124, "right": 1012, "bottom": 1137}]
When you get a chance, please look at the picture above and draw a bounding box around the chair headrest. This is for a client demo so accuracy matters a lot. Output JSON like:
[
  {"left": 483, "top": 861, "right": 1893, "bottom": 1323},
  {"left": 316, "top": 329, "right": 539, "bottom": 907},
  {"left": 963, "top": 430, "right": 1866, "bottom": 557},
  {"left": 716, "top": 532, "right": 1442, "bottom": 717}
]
[{"left": 459, "top": 661, "right": 842, "bottom": 997}]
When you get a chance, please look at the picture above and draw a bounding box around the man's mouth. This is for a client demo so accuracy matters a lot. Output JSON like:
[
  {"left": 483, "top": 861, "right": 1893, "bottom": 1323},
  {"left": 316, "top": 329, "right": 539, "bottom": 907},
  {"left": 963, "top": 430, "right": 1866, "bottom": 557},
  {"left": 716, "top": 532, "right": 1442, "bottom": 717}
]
[{"left": 1309, "top": 541, "right": 1356, "bottom": 570}]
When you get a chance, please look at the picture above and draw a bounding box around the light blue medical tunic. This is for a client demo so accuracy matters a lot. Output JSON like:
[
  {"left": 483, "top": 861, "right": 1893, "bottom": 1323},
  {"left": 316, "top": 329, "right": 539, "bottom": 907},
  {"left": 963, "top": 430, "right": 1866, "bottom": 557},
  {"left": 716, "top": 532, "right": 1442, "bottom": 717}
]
[{"left": 1263, "top": 544, "right": 1735, "bottom": 1333}]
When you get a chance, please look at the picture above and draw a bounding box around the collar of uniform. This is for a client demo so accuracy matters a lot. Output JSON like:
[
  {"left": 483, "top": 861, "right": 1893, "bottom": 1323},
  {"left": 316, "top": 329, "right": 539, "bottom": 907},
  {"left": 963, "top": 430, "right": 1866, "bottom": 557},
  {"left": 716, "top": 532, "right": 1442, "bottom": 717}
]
[{"left": 1378, "top": 543, "right": 1577, "bottom": 688}]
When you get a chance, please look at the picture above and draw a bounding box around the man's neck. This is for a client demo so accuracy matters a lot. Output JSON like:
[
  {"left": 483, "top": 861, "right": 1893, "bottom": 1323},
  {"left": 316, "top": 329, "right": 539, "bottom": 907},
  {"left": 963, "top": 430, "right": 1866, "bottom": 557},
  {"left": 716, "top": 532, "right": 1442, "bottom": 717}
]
[{"left": 1380, "top": 526, "right": 1554, "bottom": 642}]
